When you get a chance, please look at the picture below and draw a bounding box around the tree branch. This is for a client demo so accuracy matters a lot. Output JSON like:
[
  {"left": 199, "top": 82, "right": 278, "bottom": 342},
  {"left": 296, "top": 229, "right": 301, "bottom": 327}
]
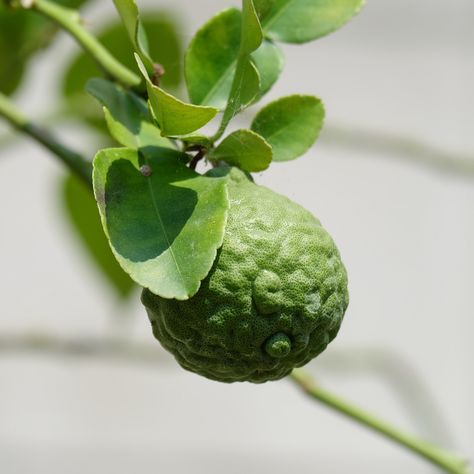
[
  {"left": 290, "top": 369, "right": 471, "bottom": 474},
  {"left": 28, "top": 0, "right": 140, "bottom": 87},
  {"left": 0, "top": 92, "right": 92, "bottom": 186},
  {"left": 0, "top": 330, "right": 470, "bottom": 473}
]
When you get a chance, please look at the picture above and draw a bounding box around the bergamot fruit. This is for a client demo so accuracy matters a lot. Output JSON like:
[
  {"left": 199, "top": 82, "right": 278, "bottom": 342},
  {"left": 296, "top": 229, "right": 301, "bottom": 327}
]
[{"left": 141, "top": 167, "right": 348, "bottom": 383}]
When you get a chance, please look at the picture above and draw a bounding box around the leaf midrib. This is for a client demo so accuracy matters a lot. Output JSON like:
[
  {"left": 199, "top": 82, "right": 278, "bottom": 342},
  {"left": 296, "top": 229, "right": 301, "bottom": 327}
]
[{"left": 145, "top": 172, "right": 186, "bottom": 290}]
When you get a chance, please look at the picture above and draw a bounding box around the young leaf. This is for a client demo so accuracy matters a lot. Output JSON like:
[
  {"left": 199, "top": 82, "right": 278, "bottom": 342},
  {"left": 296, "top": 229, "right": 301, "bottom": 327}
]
[
  {"left": 147, "top": 83, "right": 218, "bottom": 137},
  {"left": 223, "top": 0, "right": 263, "bottom": 117},
  {"left": 251, "top": 95, "right": 325, "bottom": 162},
  {"left": 135, "top": 54, "right": 218, "bottom": 137},
  {"left": 93, "top": 147, "right": 229, "bottom": 300},
  {"left": 185, "top": 9, "right": 240, "bottom": 109},
  {"left": 254, "top": 0, "right": 365, "bottom": 44},
  {"left": 61, "top": 174, "right": 135, "bottom": 299},
  {"left": 185, "top": 8, "right": 281, "bottom": 110},
  {"left": 241, "top": 0, "right": 264, "bottom": 55},
  {"left": 61, "top": 14, "right": 182, "bottom": 134},
  {"left": 214, "top": 0, "right": 263, "bottom": 140},
  {"left": 209, "top": 129, "right": 272, "bottom": 172},
  {"left": 113, "top": 0, "right": 153, "bottom": 70},
  {"left": 63, "top": 14, "right": 182, "bottom": 98},
  {"left": 86, "top": 77, "right": 172, "bottom": 149}
]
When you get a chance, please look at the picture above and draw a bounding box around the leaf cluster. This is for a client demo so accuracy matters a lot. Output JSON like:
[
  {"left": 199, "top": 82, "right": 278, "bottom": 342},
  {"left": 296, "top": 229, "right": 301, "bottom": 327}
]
[{"left": 88, "top": 0, "right": 364, "bottom": 300}]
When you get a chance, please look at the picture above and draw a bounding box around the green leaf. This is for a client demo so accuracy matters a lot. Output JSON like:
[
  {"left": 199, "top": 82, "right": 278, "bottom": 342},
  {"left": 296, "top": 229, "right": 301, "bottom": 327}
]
[
  {"left": 209, "top": 129, "right": 272, "bottom": 172},
  {"left": 61, "top": 173, "right": 135, "bottom": 299},
  {"left": 185, "top": 8, "right": 240, "bottom": 108},
  {"left": 241, "top": 0, "right": 264, "bottom": 55},
  {"left": 113, "top": 0, "right": 153, "bottom": 70},
  {"left": 62, "top": 13, "right": 182, "bottom": 130},
  {"left": 86, "top": 77, "right": 173, "bottom": 149},
  {"left": 93, "top": 147, "right": 229, "bottom": 300},
  {"left": 179, "top": 135, "right": 213, "bottom": 148},
  {"left": 147, "top": 83, "right": 219, "bottom": 136},
  {"left": 251, "top": 95, "right": 325, "bottom": 161},
  {"left": 254, "top": 0, "right": 365, "bottom": 44},
  {"left": 215, "top": 0, "right": 263, "bottom": 139},
  {"left": 223, "top": 59, "right": 260, "bottom": 121},
  {"left": 135, "top": 55, "right": 218, "bottom": 137},
  {"left": 251, "top": 39, "right": 284, "bottom": 98},
  {"left": 185, "top": 8, "right": 282, "bottom": 110}
]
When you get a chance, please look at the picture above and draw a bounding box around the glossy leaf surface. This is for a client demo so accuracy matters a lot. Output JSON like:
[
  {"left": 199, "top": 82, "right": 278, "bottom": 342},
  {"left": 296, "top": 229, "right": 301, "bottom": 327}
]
[
  {"left": 93, "top": 147, "right": 229, "bottom": 300},
  {"left": 185, "top": 8, "right": 282, "bottom": 109},
  {"left": 62, "top": 13, "right": 182, "bottom": 128},
  {"left": 86, "top": 77, "right": 172, "bottom": 149},
  {"left": 254, "top": 0, "right": 365, "bottom": 44},
  {"left": 251, "top": 95, "right": 325, "bottom": 161},
  {"left": 209, "top": 129, "right": 272, "bottom": 172}
]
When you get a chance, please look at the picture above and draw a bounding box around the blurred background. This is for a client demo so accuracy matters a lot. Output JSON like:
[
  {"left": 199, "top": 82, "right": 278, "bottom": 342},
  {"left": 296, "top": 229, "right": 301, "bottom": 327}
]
[{"left": 0, "top": 0, "right": 473, "bottom": 472}]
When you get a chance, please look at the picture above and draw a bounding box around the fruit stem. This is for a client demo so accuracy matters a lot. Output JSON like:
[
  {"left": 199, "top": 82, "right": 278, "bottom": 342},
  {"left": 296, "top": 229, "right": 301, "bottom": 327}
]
[
  {"left": 290, "top": 370, "right": 470, "bottom": 474},
  {"left": 0, "top": 92, "right": 92, "bottom": 187},
  {"left": 28, "top": 0, "right": 140, "bottom": 88}
]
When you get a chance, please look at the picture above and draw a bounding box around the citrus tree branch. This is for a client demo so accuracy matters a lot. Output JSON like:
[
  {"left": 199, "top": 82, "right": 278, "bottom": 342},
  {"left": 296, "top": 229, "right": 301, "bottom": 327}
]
[
  {"left": 0, "top": 330, "right": 470, "bottom": 473},
  {"left": 25, "top": 0, "right": 140, "bottom": 88},
  {"left": 290, "top": 369, "right": 470, "bottom": 474},
  {"left": 0, "top": 92, "right": 92, "bottom": 186}
]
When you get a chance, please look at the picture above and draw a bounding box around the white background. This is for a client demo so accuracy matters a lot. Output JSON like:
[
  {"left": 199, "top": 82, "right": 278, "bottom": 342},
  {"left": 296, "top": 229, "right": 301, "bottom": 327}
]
[{"left": 0, "top": 0, "right": 473, "bottom": 472}]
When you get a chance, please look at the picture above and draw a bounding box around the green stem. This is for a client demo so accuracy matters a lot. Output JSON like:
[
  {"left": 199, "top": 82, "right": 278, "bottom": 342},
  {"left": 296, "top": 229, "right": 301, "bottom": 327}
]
[
  {"left": 29, "top": 0, "right": 140, "bottom": 88},
  {"left": 290, "top": 370, "right": 470, "bottom": 474},
  {"left": 0, "top": 92, "right": 92, "bottom": 186}
]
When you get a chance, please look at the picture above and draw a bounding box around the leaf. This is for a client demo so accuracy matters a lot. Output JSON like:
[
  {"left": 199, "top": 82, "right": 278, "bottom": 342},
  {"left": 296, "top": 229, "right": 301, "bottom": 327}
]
[
  {"left": 251, "top": 39, "right": 284, "bottom": 98},
  {"left": 113, "top": 0, "right": 153, "bottom": 70},
  {"left": 62, "top": 13, "right": 183, "bottom": 130},
  {"left": 185, "top": 8, "right": 282, "bottom": 110},
  {"left": 86, "top": 77, "right": 172, "bottom": 149},
  {"left": 223, "top": 59, "right": 260, "bottom": 121},
  {"left": 254, "top": 0, "right": 365, "bottom": 44},
  {"left": 209, "top": 129, "right": 272, "bottom": 172},
  {"left": 251, "top": 95, "right": 325, "bottom": 161},
  {"left": 217, "top": 0, "right": 263, "bottom": 137},
  {"left": 241, "top": 0, "right": 264, "bottom": 55},
  {"left": 185, "top": 9, "right": 240, "bottom": 108},
  {"left": 147, "top": 83, "right": 218, "bottom": 136},
  {"left": 179, "top": 135, "right": 213, "bottom": 149},
  {"left": 93, "top": 147, "right": 229, "bottom": 300},
  {"left": 135, "top": 55, "right": 218, "bottom": 137},
  {"left": 61, "top": 173, "right": 135, "bottom": 299}
]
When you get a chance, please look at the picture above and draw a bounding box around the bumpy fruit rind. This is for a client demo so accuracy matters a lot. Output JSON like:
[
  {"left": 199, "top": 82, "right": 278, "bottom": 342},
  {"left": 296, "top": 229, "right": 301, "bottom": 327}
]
[{"left": 142, "top": 168, "right": 348, "bottom": 383}]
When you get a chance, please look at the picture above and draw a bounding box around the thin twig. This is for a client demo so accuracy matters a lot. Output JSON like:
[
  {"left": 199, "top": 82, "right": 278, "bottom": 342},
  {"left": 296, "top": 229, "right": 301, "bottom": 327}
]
[
  {"left": 0, "top": 92, "right": 92, "bottom": 186},
  {"left": 290, "top": 369, "right": 471, "bottom": 474},
  {"left": 28, "top": 0, "right": 140, "bottom": 87},
  {"left": 0, "top": 330, "right": 469, "bottom": 473}
]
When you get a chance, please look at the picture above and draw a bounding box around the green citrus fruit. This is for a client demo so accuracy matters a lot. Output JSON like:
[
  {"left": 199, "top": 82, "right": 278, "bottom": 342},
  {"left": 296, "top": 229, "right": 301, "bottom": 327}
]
[{"left": 141, "top": 167, "right": 348, "bottom": 383}]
